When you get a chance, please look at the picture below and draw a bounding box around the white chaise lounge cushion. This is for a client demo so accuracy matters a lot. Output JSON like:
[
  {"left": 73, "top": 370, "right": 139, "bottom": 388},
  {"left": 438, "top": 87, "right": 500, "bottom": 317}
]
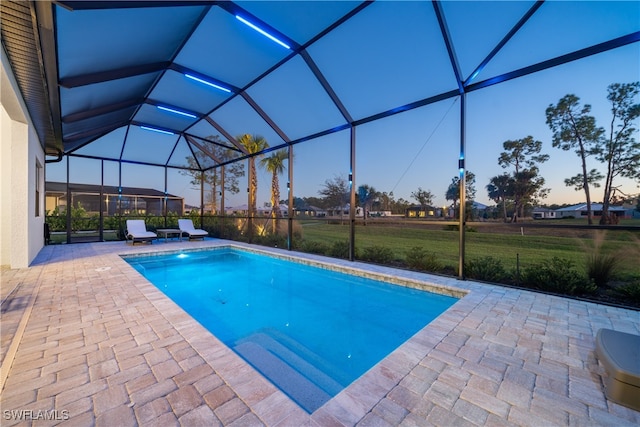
[
  {"left": 178, "top": 219, "right": 208, "bottom": 239},
  {"left": 126, "top": 220, "right": 157, "bottom": 243}
]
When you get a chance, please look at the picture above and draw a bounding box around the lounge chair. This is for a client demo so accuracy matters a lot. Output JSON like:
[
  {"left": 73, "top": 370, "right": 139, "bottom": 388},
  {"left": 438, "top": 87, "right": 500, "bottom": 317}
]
[
  {"left": 125, "top": 220, "right": 157, "bottom": 245},
  {"left": 178, "top": 219, "right": 208, "bottom": 240}
]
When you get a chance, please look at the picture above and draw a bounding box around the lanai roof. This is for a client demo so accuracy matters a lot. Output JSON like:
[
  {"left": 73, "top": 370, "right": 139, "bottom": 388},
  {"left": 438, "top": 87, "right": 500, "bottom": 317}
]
[{"left": 2, "top": 1, "right": 639, "bottom": 172}]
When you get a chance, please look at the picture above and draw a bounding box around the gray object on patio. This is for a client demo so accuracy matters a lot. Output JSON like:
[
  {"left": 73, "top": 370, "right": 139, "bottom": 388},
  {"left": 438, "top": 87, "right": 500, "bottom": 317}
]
[
  {"left": 595, "top": 328, "right": 640, "bottom": 411},
  {"left": 125, "top": 220, "right": 157, "bottom": 245},
  {"left": 178, "top": 219, "right": 208, "bottom": 240}
]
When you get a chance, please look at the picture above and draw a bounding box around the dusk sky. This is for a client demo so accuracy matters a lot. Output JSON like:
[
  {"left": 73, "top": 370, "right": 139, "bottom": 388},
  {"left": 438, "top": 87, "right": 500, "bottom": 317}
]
[{"left": 46, "top": 1, "right": 640, "bottom": 210}]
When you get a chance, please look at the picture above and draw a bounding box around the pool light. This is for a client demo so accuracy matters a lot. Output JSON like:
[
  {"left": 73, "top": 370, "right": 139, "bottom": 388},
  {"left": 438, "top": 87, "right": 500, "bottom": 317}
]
[
  {"left": 184, "top": 74, "right": 231, "bottom": 93},
  {"left": 140, "top": 126, "right": 174, "bottom": 135},
  {"left": 157, "top": 105, "right": 196, "bottom": 119},
  {"left": 235, "top": 15, "right": 290, "bottom": 49},
  {"left": 177, "top": 253, "right": 188, "bottom": 259}
]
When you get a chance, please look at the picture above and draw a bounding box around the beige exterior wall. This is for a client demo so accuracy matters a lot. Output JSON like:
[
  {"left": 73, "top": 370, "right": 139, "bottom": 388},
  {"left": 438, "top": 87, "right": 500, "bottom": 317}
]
[{"left": 1, "top": 49, "right": 45, "bottom": 269}]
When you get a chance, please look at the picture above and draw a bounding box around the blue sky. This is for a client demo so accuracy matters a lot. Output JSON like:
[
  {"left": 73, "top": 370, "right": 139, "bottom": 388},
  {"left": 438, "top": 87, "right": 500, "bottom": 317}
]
[{"left": 46, "top": 1, "right": 640, "bottom": 210}]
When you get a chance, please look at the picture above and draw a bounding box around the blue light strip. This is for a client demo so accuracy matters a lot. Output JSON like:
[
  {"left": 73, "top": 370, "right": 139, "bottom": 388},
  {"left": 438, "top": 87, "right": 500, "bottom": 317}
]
[
  {"left": 235, "top": 15, "right": 290, "bottom": 49},
  {"left": 140, "top": 126, "right": 174, "bottom": 135},
  {"left": 184, "top": 74, "right": 231, "bottom": 93},
  {"left": 157, "top": 105, "right": 196, "bottom": 119}
]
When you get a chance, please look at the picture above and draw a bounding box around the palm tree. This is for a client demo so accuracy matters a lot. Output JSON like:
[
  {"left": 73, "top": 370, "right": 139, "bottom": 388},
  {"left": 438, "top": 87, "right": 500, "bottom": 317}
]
[
  {"left": 236, "top": 134, "right": 269, "bottom": 215},
  {"left": 357, "top": 184, "right": 378, "bottom": 225},
  {"left": 236, "top": 134, "right": 268, "bottom": 236},
  {"left": 260, "top": 149, "right": 288, "bottom": 234}
]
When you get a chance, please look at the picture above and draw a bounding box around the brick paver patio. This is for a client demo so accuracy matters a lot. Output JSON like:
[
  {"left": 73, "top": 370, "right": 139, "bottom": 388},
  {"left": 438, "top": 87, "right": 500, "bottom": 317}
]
[{"left": 1, "top": 240, "right": 638, "bottom": 426}]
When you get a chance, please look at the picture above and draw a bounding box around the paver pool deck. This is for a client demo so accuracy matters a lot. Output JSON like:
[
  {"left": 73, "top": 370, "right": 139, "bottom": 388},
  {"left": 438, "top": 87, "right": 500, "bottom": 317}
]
[{"left": 1, "top": 239, "right": 639, "bottom": 426}]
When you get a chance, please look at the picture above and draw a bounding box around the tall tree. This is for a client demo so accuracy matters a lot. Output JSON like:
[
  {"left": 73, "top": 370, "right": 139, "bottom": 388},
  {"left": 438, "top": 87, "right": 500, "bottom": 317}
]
[
  {"left": 180, "top": 136, "right": 244, "bottom": 213},
  {"left": 498, "top": 137, "right": 549, "bottom": 222},
  {"left": 376, "top": 191, "right": 395, "bottom": 212},
  {"left": 410, "top": 187, "right": 434, "bottom": 210},
  {"left": 546, "top": 95, "right": 604, "bottom": 224},
  {"left": 445, "top": 171, "right": 476, "bottom": 219},
  {"left": 392, "top": 197, "right": 411, "bottom": 215},
  {"left": 259, "top": 149, "right": 288, "bottom": 234},
  {"left": 236, "top": 134, "right": 269, "bottom": 220},
  {"left": 486, "top": 173, "right": 514, "bottom": 222},
  {"left": 597, "top": 82, "right": 640, "bottom": 224},
  {"left": 319, "top": 175, "right": 350, "bottom": 222},
  {"left": 357, "top": 184, "right": 378, "bottom": 224}
]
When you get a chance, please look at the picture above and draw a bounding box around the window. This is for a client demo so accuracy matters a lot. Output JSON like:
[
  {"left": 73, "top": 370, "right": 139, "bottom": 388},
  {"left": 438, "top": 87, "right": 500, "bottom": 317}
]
[{"left": 35, "top": 159, "right": 42, "bottom": 217}]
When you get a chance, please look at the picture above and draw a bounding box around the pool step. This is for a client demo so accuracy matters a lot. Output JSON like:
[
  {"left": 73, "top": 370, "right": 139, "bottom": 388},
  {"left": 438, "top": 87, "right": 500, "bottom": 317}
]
[
  {"left": 264, "top": 328, "right": 352, "bottom": 386},
  {"left": 233, "top": 332, "right": 344, "bottom": 413}
]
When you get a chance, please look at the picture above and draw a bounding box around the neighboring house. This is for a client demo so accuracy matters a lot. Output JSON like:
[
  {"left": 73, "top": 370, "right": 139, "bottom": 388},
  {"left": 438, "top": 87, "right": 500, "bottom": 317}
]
[
  {"left": 368, "top": 210, "right": 392, "bottom": 217},
  {"left": 407, "top": 201, "right": 486, "bottom": 219},
  {"left": 405, "top": 205, "right": 438, "bottom": 218},
  {"left": 45, "top": 182, "right": 184, "bottom": 216},
  {"left": 294, "top": 205, "right": 326, "bottom": 217},
  {"left": 554, "top": 203, "right": 629, "bottom": 219},
  {"left": 225, "top": 204, "right": 289, "bottom": 217},
  {"left": 326, "top": 205, "right": 350, "bottom": 217},
  {"left": 471, "top": 201, "right": 488, "bottom": 218},
  {"left": 625, "top": 203, "right": 640, "bottom": 219},
  {"left": 533, "top": 208, "right": 557, "bottom": 220}
]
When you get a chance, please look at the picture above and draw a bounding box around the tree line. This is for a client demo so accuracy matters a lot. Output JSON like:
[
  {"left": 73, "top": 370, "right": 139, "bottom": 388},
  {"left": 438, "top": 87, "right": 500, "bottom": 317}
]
[
  {"left": 485, "top": 82, "right": 639, "bottom": 223},
  {"left": 183, "top": 82, "right": 639, "bottom": 224}
]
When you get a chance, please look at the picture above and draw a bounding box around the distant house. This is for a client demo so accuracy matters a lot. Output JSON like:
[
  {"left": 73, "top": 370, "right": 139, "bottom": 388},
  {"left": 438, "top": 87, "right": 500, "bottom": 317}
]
[
  {"left": 471, "top": 201, "right": 488, "bottom": 218},
  {"left": 326, "top": 205, "right": 350, "bottom": 217},
  {"left": 408, "top": 201, "right": 486, "bottom": 219},
  {"left": 554, "top": 203, "right": 629, "bottom": 219},
  {"left": 405, "top": 205, "right": 437, "bottom": 218},
  {"left": 532, "top": 208, "right": 557, "bottom": 220},
  {"left": 45, "top": 182, "right": 184, "bottom": 216},
  {"left": 624, "top": 202, "right": 640, "bottom": 219},
  {"left": 294, "top": 205, "right": 326, "bottom": 217},
  {"left": 225, "top": 204, "right": 289, "bottom": 217}
]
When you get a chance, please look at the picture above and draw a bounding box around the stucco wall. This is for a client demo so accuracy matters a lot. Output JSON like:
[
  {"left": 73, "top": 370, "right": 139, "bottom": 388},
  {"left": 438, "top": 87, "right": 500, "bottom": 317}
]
[
  {"left": 0, "top": 104, "right": 13, "bottom": 268},
  {"left": 1, "top": 50, "right": 45, "bottom": 269}
]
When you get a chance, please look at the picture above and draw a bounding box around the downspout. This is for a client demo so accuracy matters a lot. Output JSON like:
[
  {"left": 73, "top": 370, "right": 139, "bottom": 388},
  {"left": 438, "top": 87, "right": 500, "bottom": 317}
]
[{"left": 45, "top": 148, "right": 63, "bottom": 163}]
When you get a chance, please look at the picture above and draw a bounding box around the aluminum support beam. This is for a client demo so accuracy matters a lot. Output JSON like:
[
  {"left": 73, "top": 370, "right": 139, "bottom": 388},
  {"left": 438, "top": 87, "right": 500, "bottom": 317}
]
[
  {"left": 204, "top": 117, "right": 248, "bottom": 154},
  {"left": 287, "top": 145, "right": 294, "bottom": 251},
  {"left": 349, "top": 126, "right": 356, "bottom": 261},
  {"left": 240, "top": 92, "right": 291, "bottom": 144},
  {"left": 458, "top": 94, "right": 467, "bottom": 279}
]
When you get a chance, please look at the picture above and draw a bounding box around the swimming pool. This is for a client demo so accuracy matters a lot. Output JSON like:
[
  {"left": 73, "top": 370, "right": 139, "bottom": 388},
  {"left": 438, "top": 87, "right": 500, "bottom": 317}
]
[{"left": 124, "top": 247, "right": 458, "bottom": 413}]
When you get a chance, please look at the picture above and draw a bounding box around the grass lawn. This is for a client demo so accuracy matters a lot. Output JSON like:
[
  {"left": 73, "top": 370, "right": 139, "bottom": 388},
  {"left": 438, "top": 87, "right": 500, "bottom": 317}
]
[{"left": 297, "top": 220, "right": 640, "bottom": 278}]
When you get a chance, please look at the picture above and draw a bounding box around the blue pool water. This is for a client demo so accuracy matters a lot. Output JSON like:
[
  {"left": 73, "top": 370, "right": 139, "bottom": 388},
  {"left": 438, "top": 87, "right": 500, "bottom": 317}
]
[{"left": 124, "top": 248, "right": 457, "bottom": 413}]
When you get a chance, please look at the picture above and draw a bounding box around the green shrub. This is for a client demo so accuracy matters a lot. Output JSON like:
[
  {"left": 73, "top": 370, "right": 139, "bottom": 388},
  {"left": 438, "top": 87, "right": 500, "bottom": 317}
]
[
  {"left": 405, "top": 247, "right": 442, "bottom": 272},
  {"left": 521, "top": 257, "right": 596, "bottom": 296},
  {"left": 465, "top": 256, "right": 508, "bottom": 283},
  {"left": 614, "top": 280, "right": 640, "bottom": 304},
  {"left": 301, "top": 240, "right": 330, "bottom": 255},
  {"left": 45, "top": 207, "right": 66, "bottom": 231},
  {"left": 328, "top": 240, "right": 356, "bottom": 259},
  {"left": 360, "top": 245, "right": 394, "bottom": 264},
  {"left": 586, "top": 253, "right": 619, "bottom": 287}
]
